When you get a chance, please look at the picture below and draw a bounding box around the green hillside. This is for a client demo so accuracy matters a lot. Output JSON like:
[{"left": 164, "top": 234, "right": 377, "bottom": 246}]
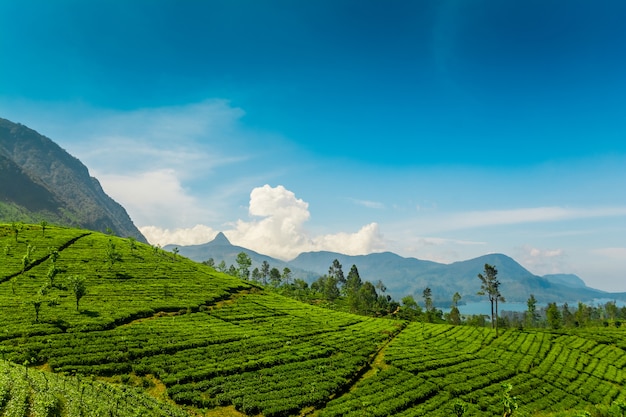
[
  {"left": 0, "top": 360, "right": 189, "bottom": 417},
  {"left": 1, "top": 224, "right": 625, "bottom": 417}
]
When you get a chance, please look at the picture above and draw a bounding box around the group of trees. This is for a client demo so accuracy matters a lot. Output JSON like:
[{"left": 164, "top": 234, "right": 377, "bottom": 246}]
[
  {"left": 507, "top": 298, "right": 626, "bottom": 330},
  {"left": 206, "top": 254, "right": 400, "bottom": 317},
  {"left": 203, "top": 254, "right": 293, "bottom": 288},
  {"left": 309, "top": 259, "right": 399, "bottom": 316},
  {"left": 207, "top": 255, "right": 626, "bottom": 331}
]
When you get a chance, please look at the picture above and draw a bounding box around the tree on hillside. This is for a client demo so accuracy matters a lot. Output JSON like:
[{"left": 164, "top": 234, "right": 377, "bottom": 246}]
[
  {"left": 358, "top": 281, "right": 378, "bottom": 315},
  {"left": 251, "top": 267, "right": 261, "bottom": 282},
  {"left": 546, "top": 302, "right": 561, "bottom": 329},
  {"left": 40, "top": 220, "right": 48, "bottom": 237},
  {"left": 281, "top": 267, "right": 292, "bottom": 285},
  {"left": 605, "top": 301, "right": 619, "bottom": 321},
  {"left": 311, "top": 275, "right": 340, "bottom": 302},
  {"left": 345, "top": 265, "right": 363, "bottom": 312},
  {"left": 261, "top": 260, "right": 270, "bottom": 285},
  {"left": 47, "top": 262, "right": 60, "bottom": 288},
  {"left": 575, "top": 301, "right": 590, "bottom": 327},
  {"left": 423, "top": 287, "right": 434, "bottom": 322},
  {"left": 269, "top": 267, "right": 281, "bottom": 287},
  {"left": 562, "top": 303, "right": 574, "bottom": 327},
  {"left": 217, "top": 260, "right": 227, "bottom": 273},
  {"left": 68, "top": 275, "right": 87, "bottom": 312},
  {"left": 22, "top": 244, "right": 35, "bottom": 273},
  {"left": 328, "top": 259, "right": 345, "bottom": 287},
  {"left": 203, "top": 258, "right": 215, "bottom": 268},
  {"left": 106, "top": 239, "right": 122, "bottom": 269},
  {"left": 449, "top": 292, "right": 462, "bottom": 325},
  {"left": 11, "top": 222, "right": 22, "bottom": 242},
  {"left": 400, "top": 295, "right": 422, "bottom": 321},
  {"left": 477, "top": 263, "right": 502, "bottom": 334},
  {"left": 31, "top": 285, "right": 49, "bottom": 322},
  {"left": 525, "top": 294, "right": 539, "bottom": 327},
  {"left": 235, "top": 252, "right": 252, "bottom": 280},
  {"left": 345, "top": 265, "right": 362, "bottom": 293}
]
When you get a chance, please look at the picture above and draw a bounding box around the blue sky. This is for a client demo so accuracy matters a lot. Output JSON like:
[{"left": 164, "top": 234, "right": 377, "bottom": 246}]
[{"left": 1, "top": 0, "right": 625, "bottom": 292}]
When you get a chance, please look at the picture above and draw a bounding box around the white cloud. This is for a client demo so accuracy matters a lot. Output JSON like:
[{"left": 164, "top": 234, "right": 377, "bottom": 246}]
[
  {"left": 67, "top": 99, "right": 250, "bottom": 177},
  {"left": 140, "top": 185, "right": 386, "bottom": 260},
  {"left": 141, "top": 224, "right": 218, "bottom": 247},
  {"left": 516, "top": 245, "right": 568, "bottom": 276},
  {"left": 448, "top": 206, "right": 626, "bottom": 230},
  {"left": 229, "top": 185, "right": 385, "bottom": 259},
  {"left": 408, "top": 206, "right": 626, "bottom": 235},
  {"left": 350, "top": 198, "right": 385, "bottom": 209},
  {"left": 96, "top": 169, "right": 214, "bottom": 227}
]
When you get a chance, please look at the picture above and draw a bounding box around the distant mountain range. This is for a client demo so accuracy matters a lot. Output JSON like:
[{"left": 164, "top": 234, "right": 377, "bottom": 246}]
[
  {"left": 170, "top": 232, "right": 626, "bottom": 305},
  {"left": 0, "top": 117, "right": 146, "bottom": 242}
]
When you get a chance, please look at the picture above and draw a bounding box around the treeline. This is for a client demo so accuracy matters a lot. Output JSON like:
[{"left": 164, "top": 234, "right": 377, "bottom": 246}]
[
  {"left": 204, "top": 253, "right": 456, "bottom": 320},
  {"left": 504, "top": 298, "right": 626, "bottom": 330},
  {"left": 206, "top": 253, "right": 626, "bottom": 331}
]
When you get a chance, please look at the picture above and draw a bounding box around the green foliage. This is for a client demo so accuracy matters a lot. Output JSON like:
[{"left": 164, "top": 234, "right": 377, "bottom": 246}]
[
  {"left": 501, "top": 383, "right": 519, "bottom": 416},
  {"left": 452, "top": 399, "right": 468, "bottom": 416},
  {"left": 0, "top": 359, "right": 190, "bottom": 416},
  {"left": 547, "top": 302, "right": 562, "bottom": 329},
  {"left": 68, "top": 274, "right": 87, "bottom": 311},
  {"left": 235, "top": 251, "right": 252, "bottom": 279},
  {"left": 106, "top": 238, "right": 123, "bottom": 268}
]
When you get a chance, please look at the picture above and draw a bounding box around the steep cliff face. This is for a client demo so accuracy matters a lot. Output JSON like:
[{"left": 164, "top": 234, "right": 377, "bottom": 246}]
[{"left": 0, "top": 117, "right": 146, "bottom": 242}]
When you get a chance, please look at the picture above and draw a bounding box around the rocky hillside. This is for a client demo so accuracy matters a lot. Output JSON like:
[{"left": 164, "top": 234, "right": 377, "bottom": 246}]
[{"left": 0, "top": 117, "right": 146, "bottom": 242}]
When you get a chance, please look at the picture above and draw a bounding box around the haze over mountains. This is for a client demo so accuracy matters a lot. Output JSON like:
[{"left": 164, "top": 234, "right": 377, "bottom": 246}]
[
  {"left": 0, "top": 117, "right": 146, "bottom": 242},
  {"left": 169, "top": 232, "right": 626, "bottom": 306}
]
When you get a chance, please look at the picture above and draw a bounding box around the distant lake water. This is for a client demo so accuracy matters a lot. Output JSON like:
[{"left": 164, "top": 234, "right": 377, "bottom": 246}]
[
  {"left": 457, "top": 299, "right": 626, "bottom": 316},
  {"left": 458, "top": 301, "right": 528, "bottom": 316}
]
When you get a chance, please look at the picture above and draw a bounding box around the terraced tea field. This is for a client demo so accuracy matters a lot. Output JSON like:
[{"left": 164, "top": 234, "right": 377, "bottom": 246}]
[{"left": 1, "top": 224, "right": 625, "bottom": 416}]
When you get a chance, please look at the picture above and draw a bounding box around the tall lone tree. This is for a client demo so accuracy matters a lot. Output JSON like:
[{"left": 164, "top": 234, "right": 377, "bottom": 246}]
[
  {"left": 477, "top": 263, "right": 503, "bottom": 335},
  {"left": 423, "top": 287, "right": 434, "bottom": 322}
]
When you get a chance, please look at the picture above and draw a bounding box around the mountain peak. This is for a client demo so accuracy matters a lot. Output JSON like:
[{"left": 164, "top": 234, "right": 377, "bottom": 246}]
[{"left": 211, "top": 232, "right": 231, "bottom": 246}]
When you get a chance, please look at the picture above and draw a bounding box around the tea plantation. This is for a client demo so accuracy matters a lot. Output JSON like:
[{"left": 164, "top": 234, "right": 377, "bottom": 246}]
[{"left": 1, "top": 224, "right": 625, "bottom": 416}]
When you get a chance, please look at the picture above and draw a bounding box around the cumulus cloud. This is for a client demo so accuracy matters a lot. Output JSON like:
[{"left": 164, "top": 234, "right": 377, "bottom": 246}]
[
  {"left": 141, "top": 185, "right": 386, "bottom": 260},
  {"left": 228, "top": 185, "right": 385, "bottom": 260}
]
